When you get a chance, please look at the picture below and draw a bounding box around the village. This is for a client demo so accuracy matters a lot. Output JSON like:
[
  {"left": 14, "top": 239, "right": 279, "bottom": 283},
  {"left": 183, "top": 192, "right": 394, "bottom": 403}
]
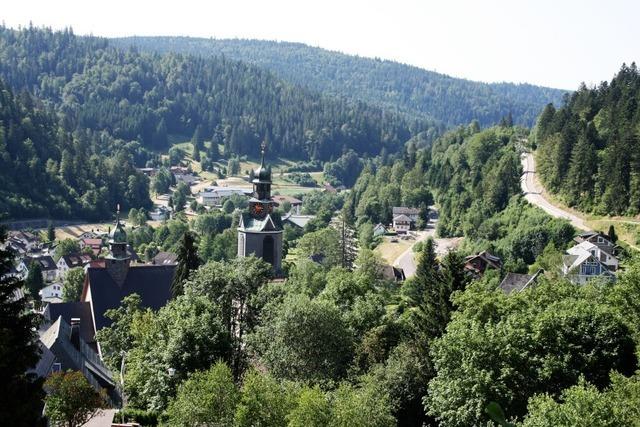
[{"left": 0, "top": 146, "right": 625, "bottom": 424}]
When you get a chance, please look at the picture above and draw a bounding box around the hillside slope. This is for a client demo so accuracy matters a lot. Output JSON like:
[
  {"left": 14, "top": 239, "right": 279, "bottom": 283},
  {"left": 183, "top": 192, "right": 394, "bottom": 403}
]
[
  {"left": 112, "top": 37, "right": 568, "bottom": 127},
  {"left": 0, "top": 26, "right": 427, "bottom": 162},
  {"left": 534, "top": 63, "right": 640, "bottom": 216}
]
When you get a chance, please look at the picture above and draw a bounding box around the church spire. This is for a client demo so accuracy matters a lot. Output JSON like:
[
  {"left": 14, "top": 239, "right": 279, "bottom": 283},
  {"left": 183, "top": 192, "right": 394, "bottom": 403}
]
[{"left": 260, "top": 140, "right": 266, "bottom": 169}]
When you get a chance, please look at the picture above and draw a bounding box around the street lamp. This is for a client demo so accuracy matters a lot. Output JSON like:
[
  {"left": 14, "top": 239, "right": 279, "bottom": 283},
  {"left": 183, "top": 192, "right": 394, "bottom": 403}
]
[{"left": 120, "top": 351, "right": 127, "bottom": 424}]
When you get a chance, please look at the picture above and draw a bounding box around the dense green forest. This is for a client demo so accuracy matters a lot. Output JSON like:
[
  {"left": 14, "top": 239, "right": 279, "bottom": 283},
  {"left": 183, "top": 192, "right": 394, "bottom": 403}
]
[
  {"left": 345, "top": 124, "right": 575, "bottom": 271},
  {"left": 0, "top": 26, "right": 431, "bottom": 162},
  {"left": 534, "top": 63, "right": 640, "bottom": 215},
  {"left": 112, "top": 36, "right": 567, "bottom": 127},
  {"left": 0, "top": 78, "right": 151, "bottom": 219}
]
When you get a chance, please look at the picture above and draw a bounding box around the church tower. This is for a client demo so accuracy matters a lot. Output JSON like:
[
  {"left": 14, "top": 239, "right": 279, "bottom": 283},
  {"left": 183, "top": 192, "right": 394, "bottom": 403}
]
[
  {"left": 237, "top": 143, "right": 283, "bottom": 273},
  {"left": 106, "top": 205, "right": 130, "bottom": 286}
]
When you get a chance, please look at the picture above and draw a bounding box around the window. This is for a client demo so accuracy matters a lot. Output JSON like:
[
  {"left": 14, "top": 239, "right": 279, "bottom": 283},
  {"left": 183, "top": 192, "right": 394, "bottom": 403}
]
[{"left": 51, "top": 362, "right": 61, "bottom": 373}]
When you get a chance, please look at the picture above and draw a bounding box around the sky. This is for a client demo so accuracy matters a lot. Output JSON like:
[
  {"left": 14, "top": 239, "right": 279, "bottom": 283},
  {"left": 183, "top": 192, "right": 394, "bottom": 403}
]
[{"left": 2, "top": 0, "right": 639, "bottom": 90}]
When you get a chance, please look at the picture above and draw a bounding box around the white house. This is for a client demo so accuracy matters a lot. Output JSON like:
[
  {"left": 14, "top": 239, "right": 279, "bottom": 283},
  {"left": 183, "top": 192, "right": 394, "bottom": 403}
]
[
  {"left": 392, "top": 207, "right": 420, "bottom": 225},
  {"left": 393, "top": 214, "right": 412, "bottom": 234},
  {"left": 57, "top": 254, "right": 92, "bottom": 279},
  {"left": 198, "top": 186, "right": 252, "bottom": 207},
  {"left": 39, "top": 283, "right": 64, "bottom": 303},
  {"left": 562, "top": 241, "right": 616, "bottom": 284},
  {"left": 373, "top": 223, "right": 388, "bottom": 237}
]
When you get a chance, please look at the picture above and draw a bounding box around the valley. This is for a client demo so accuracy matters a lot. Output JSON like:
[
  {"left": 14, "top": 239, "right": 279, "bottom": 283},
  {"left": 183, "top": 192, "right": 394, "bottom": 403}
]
[{"left": 1, "top": 14, "right": 639, "bottom": 427}]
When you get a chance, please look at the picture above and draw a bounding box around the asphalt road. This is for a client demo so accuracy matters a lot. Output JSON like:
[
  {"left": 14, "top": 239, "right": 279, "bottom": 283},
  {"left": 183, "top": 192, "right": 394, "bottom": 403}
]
[
  {"left": 520, "top": 153, "right": 590, "bottom": 231},
  {"left": 393, "top": 211, "right": 463, "bottom": 278}
]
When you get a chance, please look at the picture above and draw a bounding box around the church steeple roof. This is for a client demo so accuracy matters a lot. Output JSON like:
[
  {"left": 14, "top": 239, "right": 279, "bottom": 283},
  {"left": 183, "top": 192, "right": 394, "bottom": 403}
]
[
  {"left": 252, "top": 141, "right": 271, "bottom": 184},
  {"left": 109, "top": 204, "right": 127, "bottom": 244}
]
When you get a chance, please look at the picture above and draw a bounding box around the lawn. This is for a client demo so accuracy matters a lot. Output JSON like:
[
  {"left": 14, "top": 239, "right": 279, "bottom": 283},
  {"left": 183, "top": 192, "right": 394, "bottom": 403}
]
[{"left": 375, "top": 236, "right": 414, "bottom": 265}]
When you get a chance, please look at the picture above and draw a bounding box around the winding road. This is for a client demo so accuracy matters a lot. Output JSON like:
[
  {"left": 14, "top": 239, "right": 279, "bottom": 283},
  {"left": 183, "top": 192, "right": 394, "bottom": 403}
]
[{"left": 520, "top": 153, "right": 591, "bottom": 231}]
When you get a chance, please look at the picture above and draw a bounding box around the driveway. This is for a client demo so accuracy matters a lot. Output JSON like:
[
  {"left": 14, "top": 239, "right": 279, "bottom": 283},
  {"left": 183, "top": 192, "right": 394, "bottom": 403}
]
[{"left": 393, "top": 210, "right": 463, "bottom": 278}]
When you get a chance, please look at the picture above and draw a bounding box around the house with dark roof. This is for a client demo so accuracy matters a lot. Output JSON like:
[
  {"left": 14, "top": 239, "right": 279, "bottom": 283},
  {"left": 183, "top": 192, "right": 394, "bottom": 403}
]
[
  {"left": 45, "top": 209, "right": 175, "bottom": 358},
  {"left": 499, "top": 270, "right": 543, "bottom": 294},
  {"left": 152, "top": 251, "right": 178, "bottom": 265},
  {"left": 574, "top": 231, "right": 615, "bottom": 249},
  {"left": 323, "top": 182, "right": 337, "bottom": 193},
  {"left": 464, "top": 251, "right": 503, "bottom": 277},
  {"left": 18, "top": 255, "right": 57, "bottom": 282},
  {"left": 44, "top": 301, "right": 96, "bottom": 349},
  {"left": 382, "top": 265, "right": 406, "bottom": 282},
  {"left": 39, "top": 316, "right": 118, "bottom": 404},
  {"left": 8, "top": 230, "right": 41, "bottom": 252}
]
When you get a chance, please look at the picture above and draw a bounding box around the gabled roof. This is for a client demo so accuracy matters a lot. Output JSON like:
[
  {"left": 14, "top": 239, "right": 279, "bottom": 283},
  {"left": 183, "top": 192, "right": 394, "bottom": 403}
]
[
  {"left": 283, "top": 214, "right": 315, "bottom": 228},
  {"left": 499, "top": 270, "right": 542, "bottom": 294},
  {"left": 564, "top": 243, "right": 614, "bottom": 274},
  {"left": 61, "top": 253, "right": 92, "bottom": 268},
  {"left": 272, "top": 195, "right": 302, "bottom": 205},
  {"left": 392, "top": 207, "right": 420, "bottom": 216},
  {"left": 465, "top": 251, "right": 503, "bottom": 271},
  {"left": 40, "top": 316, "right": 116, "bottom": 396},
  {"left": 86, "top": 265, "right": 175, "bottom": 332},
  {"left": 152, "top": 251, "right": 178, "bottom": 265},
  {"left": 22, "top": 255, "right": 57, "bottom": 271},
  {"left": 239, "top": 213, "right": 282, "bottom": 232},
  {"left": 382, "top": 265, "right": 406, "bottom": 282},
  {"left": 81, "top": 238, "right": 103, "bottom": 246},
  {"left": 30, "top": 342, "right": 56, "bottom": 378},
  {"left": 568, "top": 241, "right": 599, "bottom": 254},
  {"left": 44, "top": 301, "right": 95, "bottom": 344},
  {"left": 393, "top": 214, "right": 412, "bottom": 223}
]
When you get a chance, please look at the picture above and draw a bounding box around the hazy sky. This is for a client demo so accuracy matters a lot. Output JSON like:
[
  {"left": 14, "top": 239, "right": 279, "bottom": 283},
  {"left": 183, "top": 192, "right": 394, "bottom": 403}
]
[{"left": 3, "top": 0, "right": 639, "bottom": 89}]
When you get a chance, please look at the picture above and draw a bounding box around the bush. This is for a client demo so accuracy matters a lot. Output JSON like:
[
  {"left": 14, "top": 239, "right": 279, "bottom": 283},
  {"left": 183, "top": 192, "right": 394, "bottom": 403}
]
[{"left": 120, "top": 408, "right": 159, "bottom": 426}]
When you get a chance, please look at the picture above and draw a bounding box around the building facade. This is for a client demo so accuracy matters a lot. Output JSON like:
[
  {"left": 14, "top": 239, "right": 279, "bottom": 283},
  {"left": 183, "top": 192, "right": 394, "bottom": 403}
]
[{"left": 237, "top": 145, "right": 283, "bottom": 273}]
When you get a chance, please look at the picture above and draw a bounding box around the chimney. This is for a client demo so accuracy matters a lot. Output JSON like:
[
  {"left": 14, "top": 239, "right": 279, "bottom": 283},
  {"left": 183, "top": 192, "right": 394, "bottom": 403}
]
[{"left": 70, "top": 317, "right": 81, "bottom": 350}]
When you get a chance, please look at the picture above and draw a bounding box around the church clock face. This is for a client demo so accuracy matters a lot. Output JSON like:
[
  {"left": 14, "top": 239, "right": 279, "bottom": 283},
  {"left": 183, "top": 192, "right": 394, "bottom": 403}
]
[{"left": 251, "top": 203, "right": 264, "bottom": 217}]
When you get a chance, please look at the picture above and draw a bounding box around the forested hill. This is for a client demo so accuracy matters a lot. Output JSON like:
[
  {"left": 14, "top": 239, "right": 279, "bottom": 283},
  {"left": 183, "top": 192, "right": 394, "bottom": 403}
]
[
  {"left": 112, "top": 36, "right": 568, "bottom": 127},
  {"left": 0, "top": 78, "right": 151, "bottom": 219},
  {"left": 534, "top": 63, "right": 640, "bottom": 216},
  {"left": 0, "top": 26, "right": 428, "bottom": 161}
]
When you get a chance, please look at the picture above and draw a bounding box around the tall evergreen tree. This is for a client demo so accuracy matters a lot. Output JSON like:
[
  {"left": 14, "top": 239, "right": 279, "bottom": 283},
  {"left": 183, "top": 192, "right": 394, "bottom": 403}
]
[
  {"left": 171, "top": 231, "right": 200, "bottom": 298},
  {"left": 566, "top": 136, "right": 597, "bottom": 205},
  {"left": 0, "top": 227, "right": 45, "bottom": 425},
  {"left": 25, "top": 261, "right": 44, "bottom": 299},
  {"left": 608, "top": 225, "right": 618, "bottom": 244},
  {"left": 47, "top": 221, "right": 55, "bottom": 242}
]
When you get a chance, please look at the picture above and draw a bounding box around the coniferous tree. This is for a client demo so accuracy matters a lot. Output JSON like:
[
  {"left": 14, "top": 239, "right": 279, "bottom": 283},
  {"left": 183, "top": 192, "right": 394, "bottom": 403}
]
[
  {"left": 0, "top": 227, "right": 44, "bottom": 424},
  {"left": 171, "top": 231, "right": 200, "bottom": 297},
  {"left": 47, "top": 221, "right": 55, "bottom": 242},
  {"left": 25, "top": 261, "right": 44, "bottom": 299},
  {"left": 608, "top": 225, "right": 618, "bottom": 244}
]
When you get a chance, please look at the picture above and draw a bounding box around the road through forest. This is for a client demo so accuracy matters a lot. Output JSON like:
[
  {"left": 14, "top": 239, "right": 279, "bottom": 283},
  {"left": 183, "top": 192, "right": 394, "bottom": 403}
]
[{"left": 520, "top": 153, "right": 591, "bottom": 231}]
